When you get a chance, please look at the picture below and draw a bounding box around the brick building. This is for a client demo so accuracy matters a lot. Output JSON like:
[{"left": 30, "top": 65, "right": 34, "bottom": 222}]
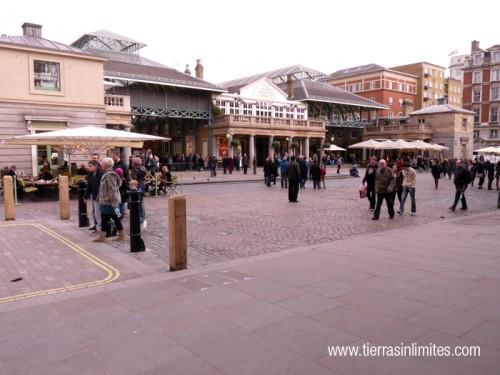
[
  {"left": 462, "top": 40, "right": 500, "bottom": 148},
  {"left": 325, "top": 64, "right": 417, "bottom": 119},
  {"left": 391, "top": 62, "right": 446, "bottom": 109}
]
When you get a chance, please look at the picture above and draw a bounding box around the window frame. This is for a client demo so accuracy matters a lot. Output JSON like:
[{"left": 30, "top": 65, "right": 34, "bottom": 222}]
[{"left": 29, "top": 55, "right": 64, "bottom": 96}]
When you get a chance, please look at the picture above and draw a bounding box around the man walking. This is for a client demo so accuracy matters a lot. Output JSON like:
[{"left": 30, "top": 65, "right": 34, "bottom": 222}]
[
  {"left": 85, "top": 160, "right": 102, "bottom": 232},
  {"left": 449, "top": 159, "right": 471, "bottom": 211},
  {"left": 263, "top": 157, "right": 273, "bottom": 187},
  {"left": 362, "top": 156, "right": 378, "bottom": 210},
  {"left": 298, "top": 156, "right": 308, "bottom": 189},
  {"left": 242, "top": 153, "right": 249, "bottom": 174},
  {"left": 279, "top": 157, "right": 288, "bottom": 189},
  {"left": 111, "top": 149, "right": 128, "bottom": 218},
  {"left": 372, "top": 159, "right": 395, "bottom": 220},
  {"left": 287, "top": 156, "right": 300, "bottom": 202},
  {"left": 398, "top": 160, "right": 416, "bottom": 216}
]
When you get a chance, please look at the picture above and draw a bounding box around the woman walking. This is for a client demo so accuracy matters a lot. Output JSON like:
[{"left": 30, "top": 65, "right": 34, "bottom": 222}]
[
  {"left": 93, "top": 158, "right": 124, "bottom": 242},
  {"left": 431, "top": 159, "right": 441, "bottom": 189}
]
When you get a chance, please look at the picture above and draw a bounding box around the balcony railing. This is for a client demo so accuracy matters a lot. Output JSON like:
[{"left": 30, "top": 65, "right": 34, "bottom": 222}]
[
  {"left": 214, "top": 114, "right": 324, "bottom": 130},
  {"left": 104, "top": 94, "right": 131, "bottom": 112},
  {"left": 365, "top": 123, "right": 432, "bottom": 135}
]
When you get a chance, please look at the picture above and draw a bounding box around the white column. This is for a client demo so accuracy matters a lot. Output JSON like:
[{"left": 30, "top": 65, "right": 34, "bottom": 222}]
[
  {"left": 249, "top": 134, "right": 255, "bottom": 162},
  {"left": 269, "top": 135, "right": 274, "bottom": 159},
  {"left": 319, "top": 137, "right": 325, "bottom": 160},
  {"left": 288, "top": 137, "right": 294, "bottom": 156},
  {"left": 305, "top": 137, "right": 310, "bottom": 160},
  {"left": 212, "top": 135, "right": 218, "bottom": 158}
]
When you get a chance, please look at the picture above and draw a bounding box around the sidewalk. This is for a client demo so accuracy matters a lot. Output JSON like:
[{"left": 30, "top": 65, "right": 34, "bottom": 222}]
[{"left": 0, "top": 211, "right": 499, "bottom": 374}]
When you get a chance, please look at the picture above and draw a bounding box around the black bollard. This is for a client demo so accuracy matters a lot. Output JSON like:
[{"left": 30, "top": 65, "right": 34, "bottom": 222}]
[
  {"left": 498, "top": 189, "right": 500, "bottom": 209},
  {"left": 78, "top": 181, "right": 90, "bottom": 227},
  {"left": 129, "top": 190, "right": 145, "bottom": 252}
]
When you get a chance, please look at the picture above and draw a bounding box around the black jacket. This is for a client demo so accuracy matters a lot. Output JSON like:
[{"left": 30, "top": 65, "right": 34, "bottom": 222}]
[
  {"left": 263, "top": 160, "right": 273, "bottom": 177},
  {"left": 85, "top": 168, "right": 103, "bottom": 200},
  {"left": 298, "top": 160, "right": 308, "bottom": 178},
  {"left": 454, "top": 166, "right": 471, "bottom": 188},
  {"left": 287, "top": 161, "right": 300, "bottom": 182},
  {"left": 310, "top": 164, "right": 321, "bottom": 180},
  {"left": 362, "top": 165, "right": 378, "bottom": 186}
]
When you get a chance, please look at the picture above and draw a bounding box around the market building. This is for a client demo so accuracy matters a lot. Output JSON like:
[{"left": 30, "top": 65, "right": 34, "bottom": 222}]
[
  {"left": 462, "top": 40, "right": 500, "bottom": 149},
  {"left": 214, "top": 65, "right": 386, "bottom": 163},
  {"left": 71, "top": 30, "right": 225, "bottom": 160},
  {"left": 325, "top": 64, "right": 417, "bottom": 119},
  {"left": 0, "top": 23, "right": 107, "bottom": 176}
]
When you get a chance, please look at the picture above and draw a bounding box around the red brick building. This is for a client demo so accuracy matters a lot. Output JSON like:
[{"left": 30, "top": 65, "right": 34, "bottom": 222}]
[
  {"left": 325, "top": 64, "right": 418, "bottom": 119},
  {"left": 462, "top": 40, "right": 500, "bottom": 148}
]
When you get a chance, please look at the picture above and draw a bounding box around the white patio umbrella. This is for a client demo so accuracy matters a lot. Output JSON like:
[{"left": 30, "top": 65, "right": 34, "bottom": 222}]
[
  {"left": 349, "top": 139, "right": 382, "bottom": 149},
  {"left": 430, "top": 144, "right": 449, "bottom": 151},
  {"left": 3, "top": 125, "right": 170, "bottom": 170},
  {"left": 406, "top": 140, "right": 434, "bottom": 150},
  {"left": 377, "top": 139, "right": 413, "bottom": 150},
  {"left": 475, "top": 146, "right": 500, "bottom": 154},
  {"left": 324, "top": 144, "right": 347, "bottom": 151}
]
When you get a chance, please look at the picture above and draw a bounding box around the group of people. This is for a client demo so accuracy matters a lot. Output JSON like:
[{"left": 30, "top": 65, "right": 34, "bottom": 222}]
[
  {"left": 84, "top": 150, "right": 162, "bottom": 243},
  {"left": 362, "top": 157, "right": 417, "bottom": 220},
  {"left": 263, "top": 154, "right": 327, "bottom": 191}
]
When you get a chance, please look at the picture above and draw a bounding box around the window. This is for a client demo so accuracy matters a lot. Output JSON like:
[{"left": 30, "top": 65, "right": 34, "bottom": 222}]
[
  {"left": 33, "top": 60, "right": 60, "bottom": 91},
  {"left": 473, "top": 71, "right": 482, "bottom": 83},
  {"left": 424, "top": 68, "right": 429, "bottom": 74},
  {"left": 473, "top": 87, "right": 481, "bottom": 102},
  {"left": 399, "top": 98, "right": 403, "bottom": 106},
  {"left": 462, "top": 118, "right": 468, "bottom": 129},
  {"left": 491, "top": 107, "right": 498, "bottom": 122},
  {"left": 242, "top": 102, "right": 253, "bottom": 116},
  {"left": 473, "top": 108, "right": 480, "bottom": 123},
  {"left": 229, "top": 101, "right": 240, "bottom": 115},
  {"left": 490, "top": 129, "right": 498, "bottom": 138},
  {"left": 473, "top": 130, "right": 479, "bottom": 139},
  {"left": 491, "top": 86, "right": 500, "bottom": 101},
  {"left": 296, "top": 108, "right": 306, "bottom": 120},
  {"left": 369, "top": 81, "right": 376, "bottom": 90},
  {"left": 388, "top": 97, "right": 393, "bottom": 105},
  {"left": 491, "top": 69, "right": 499, "bottom": 81},
  {"left": 256, "top": 102, "right": 272, "bottom": 117},
  {"left": 274, "top": 106, "right": 284, "bottom": 118},
  {"left": 418, "top": 118, "right": 426, "bottom": 124},
  {"left": 370, "top": 97, "right": 375, "bottom": 101},
  {"left": 473, "top": 54, "right": 483, "bottom": 65},
  {"left": 493, "top": 51, "right": 500, "bottom": 62},
  {"left": 388, "top": 111, "right": 393, "bottom": 118}
]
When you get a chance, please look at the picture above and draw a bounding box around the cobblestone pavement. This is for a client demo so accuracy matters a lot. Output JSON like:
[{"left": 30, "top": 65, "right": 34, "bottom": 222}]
[{"left": 4, "top": 173, "right": 498, "bottom": 271}]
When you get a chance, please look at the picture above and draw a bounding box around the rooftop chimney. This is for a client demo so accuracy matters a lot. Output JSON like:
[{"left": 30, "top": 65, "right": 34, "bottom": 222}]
[
  {"left": 286, "top": 74, "right": 293, "bottom": 98},
  {"left": 184, "top": 64, "right": 191, "bottom": 75},
  {"left": 471, "top": 40, "right": 480, "bottom": 52},
  {"left": 195, "top": 59, "right": 204, "bottom": 79},
  {"left": 22, "top": 22, "right": 42, "bottom": 38}
]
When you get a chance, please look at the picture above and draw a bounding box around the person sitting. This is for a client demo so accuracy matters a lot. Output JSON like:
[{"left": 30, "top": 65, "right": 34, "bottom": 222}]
[
  {"left": 350, "top": 165, "right": 359, "bottom": 177},
  {"left": 38, "top": 166, "right": 53, "bottom": 181}
]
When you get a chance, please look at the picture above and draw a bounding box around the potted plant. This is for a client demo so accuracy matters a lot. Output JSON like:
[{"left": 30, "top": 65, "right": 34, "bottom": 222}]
[
  {"left": 230, "top": 139, "right": 240, "bottom": 148},
  {"left": 291, "top": 142, "right": 300, "bottom": 150},
  {"left": 272, "top": 140, "right": 281, "bottom": 150}
]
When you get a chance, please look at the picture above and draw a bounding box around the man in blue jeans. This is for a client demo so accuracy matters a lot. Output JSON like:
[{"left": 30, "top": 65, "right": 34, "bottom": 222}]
[{"left": 398, "top": 160, "right": 417, "bottom": 216}]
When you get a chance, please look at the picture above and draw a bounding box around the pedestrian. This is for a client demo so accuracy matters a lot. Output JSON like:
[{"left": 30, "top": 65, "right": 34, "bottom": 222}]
[
  {"left": 272, "top": 158, "right": 279, "bottom": 185},
  {"left": 84, "top": 160, "right": 102, "bottom": 232},
  {"left": 111, "top": 149, "right": 128, "bottom": 218},
  {"left": 129, "top": 157, "right": 147, "bottom": 229},
  {"left": 486, "top": 160, "right": 495, "bottom": 190},
  {"left": 287, "top": 156, "right": 300, "bottom": 202},
  {"left": 93, "top": 157, "right": 124, "bottom": 242},
  {"left": 263, "top": 157, "right": 273, "bottom": 187},
  {"left": 222, "top": 155, "right": 228, "bottom": 174},
  {"left": 310, "top": 161, "right": 321, "bottom": 189},
  {"left": 298, "top": 156, "right": 308, "bottom": 189},
  {"left": 337, "top": 155, "right": 342, "bottom": 174},
  {"left": 228, "top": 157, "right": 234, "bottom": 174},
  {"left": 477, "top": 160, "right": 485, "bottom": 189},
  {"left": 392, "top": 160, "right": 404, "bottom": 204},
  {"left": 279, "top": 157, "right": 288, "bottom": 189},
  {"left": 431, "top": 159, "right": 441, "bottom": 189},
  {"left": 449, "top": 159, "right": 471, "bottom": 212},
  {"left": 372, "top": 159, "right": 395, "bottom": 220},
  {"left": 362, "top": 157, "right": 378, "bottom": 211},
  {"left": 496, "top": 161, "right": 500, "bottom": 190},
  {"left": 252, "top": 156, "right": 257, "bottom": 174},
  {"left": 398, "top": 160, "right": 417, "bottom": 216},
  {"left": 242, "top": 153, "right": 249, "bottom": 175},
  {"left": 320, "top": 164, "right": 326, "bottom": 189},
  {"left": 470, "top": 160, "right": 477, "bottom": 187},
  {"left": 209, "top": 154, "right": 217, "bottom": 177}
]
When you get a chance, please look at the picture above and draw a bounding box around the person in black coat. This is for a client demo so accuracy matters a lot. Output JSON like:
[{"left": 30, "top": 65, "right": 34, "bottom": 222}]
[
  {"left": 287, "top": 156, "right": 301, "bottom": 202},
  {"left": 310, "top": 162, "right": 321, "bottom": 189},
  {"left": 362, "top": 157, "right": 378, "bottom": 209},
  {"left": 298, "top": 156, "right": 308, "bottom": 189},
  {"left": 449, "top": 160, "right": 471, "bottom": 211},
  {"left": 486, "top": 160, "right": 495, "bottom": 190},
  {"left": 263, "top": 157, "right": 273, "bottom": 187},
  {"left": 431, "top": 159, "right": 441, "bottom": 189},
  {"left": 84, "top": 160, "right": 102, "bottom": 231},
  {"left": 477, "top": 161, "right": 485, "bottom": 189}
]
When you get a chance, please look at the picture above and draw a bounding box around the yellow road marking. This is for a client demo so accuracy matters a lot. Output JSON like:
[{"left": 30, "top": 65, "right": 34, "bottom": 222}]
[{"left": 0, "top": 223, "right": 120, "bottom": 304}]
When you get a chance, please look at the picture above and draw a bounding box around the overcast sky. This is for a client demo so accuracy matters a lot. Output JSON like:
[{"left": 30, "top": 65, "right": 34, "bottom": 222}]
[{"left": 2, "top": 0, "right": 499, "bottom": 84}]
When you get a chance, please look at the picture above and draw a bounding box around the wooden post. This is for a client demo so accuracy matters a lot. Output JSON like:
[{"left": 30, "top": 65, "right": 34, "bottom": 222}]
[
  {"left": 59, "top": 176, "right": 70, "bottom": 220},
  {"left": 3, "top": 176, "right": 15, "bottom": 221},
  {"left": 168, "top": 194, "right": 187, "bottom": 271}
]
